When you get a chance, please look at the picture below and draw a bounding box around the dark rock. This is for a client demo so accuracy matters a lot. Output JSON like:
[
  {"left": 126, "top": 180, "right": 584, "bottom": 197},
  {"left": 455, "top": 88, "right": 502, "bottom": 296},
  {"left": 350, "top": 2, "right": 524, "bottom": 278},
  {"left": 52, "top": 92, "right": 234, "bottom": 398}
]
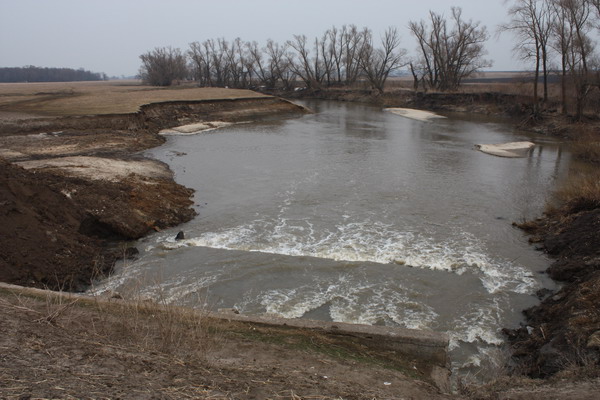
[
  {"left": 536, "top": 288, "right": 553, "bottom": 300},
  {"left": 175, "top": 231, "right": 185, "bottom": 240}
]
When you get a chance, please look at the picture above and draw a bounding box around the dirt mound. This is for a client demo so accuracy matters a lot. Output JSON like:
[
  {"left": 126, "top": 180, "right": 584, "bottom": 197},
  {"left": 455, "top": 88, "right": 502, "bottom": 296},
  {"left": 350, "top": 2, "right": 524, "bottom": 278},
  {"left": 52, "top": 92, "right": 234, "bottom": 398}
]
[
  {"left": 0, "top": 160, "right": 111, "bottom": 290},
  {"left": 0, "top": 95, "right": 308, "bottom": 291},
  {"left": 0, "top": 159, "right": 196, "bottom": 291}
]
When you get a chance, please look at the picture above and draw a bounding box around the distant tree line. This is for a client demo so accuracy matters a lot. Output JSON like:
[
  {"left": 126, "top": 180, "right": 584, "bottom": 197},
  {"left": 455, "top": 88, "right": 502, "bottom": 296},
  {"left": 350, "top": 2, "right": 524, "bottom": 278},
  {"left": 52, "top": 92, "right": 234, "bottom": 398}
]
[
  {"left": 138, "top": 7, "right": 490, "bottom": 94},
  {"left": 0, "top": 66, "right": 107, "bottom": 83}
]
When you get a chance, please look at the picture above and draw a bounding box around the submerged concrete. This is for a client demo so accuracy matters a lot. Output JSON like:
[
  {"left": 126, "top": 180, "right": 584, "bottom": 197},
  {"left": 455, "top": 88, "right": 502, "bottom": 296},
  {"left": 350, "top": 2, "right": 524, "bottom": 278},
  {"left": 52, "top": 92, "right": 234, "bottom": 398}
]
[{"left": 215, "top": 308, "right": 449, "bottom": 367}]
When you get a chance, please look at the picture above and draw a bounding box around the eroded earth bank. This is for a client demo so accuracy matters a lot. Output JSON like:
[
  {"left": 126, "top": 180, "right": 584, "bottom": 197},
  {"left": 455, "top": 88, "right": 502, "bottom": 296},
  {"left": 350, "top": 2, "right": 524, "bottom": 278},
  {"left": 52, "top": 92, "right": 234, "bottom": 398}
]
[{"left": 0, "top": 96, "right": 306, "bottom": 290}]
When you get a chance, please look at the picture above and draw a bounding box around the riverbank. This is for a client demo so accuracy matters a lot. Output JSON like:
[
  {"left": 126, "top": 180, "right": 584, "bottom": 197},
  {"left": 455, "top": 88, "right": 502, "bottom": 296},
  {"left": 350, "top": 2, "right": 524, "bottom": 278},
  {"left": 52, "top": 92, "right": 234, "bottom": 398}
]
[
  {"left": 0, "top": 82, "right": 307, "bottom": 290},
  {"left": 280, "top": 87, "right": 595, "bottom": 137}
]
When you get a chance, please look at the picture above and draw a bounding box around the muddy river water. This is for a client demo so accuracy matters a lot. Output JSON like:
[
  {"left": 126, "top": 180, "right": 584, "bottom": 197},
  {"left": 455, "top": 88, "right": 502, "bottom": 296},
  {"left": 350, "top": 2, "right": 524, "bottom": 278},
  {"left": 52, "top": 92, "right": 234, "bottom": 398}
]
[{"left": 93, "top": 100, "right": 572, "bottom": 375}]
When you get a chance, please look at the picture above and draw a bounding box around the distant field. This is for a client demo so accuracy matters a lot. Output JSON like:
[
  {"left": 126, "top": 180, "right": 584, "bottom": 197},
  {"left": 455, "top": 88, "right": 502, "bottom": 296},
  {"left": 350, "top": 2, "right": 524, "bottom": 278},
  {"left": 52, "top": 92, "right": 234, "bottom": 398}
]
[{"left": 0, "top": 80, "right": 267, "bottom": 116}]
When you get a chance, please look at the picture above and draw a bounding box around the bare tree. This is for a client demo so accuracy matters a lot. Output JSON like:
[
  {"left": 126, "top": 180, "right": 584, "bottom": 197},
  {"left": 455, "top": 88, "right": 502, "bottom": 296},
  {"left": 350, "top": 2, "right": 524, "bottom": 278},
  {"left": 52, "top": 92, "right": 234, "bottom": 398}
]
[
  {"left": 139, "top": 46, "right": 187, "bottom": 86},
  {"left": 593, "top": 0, "right": 600, "bottom": 18},
  {"left": 500, "top": 0, "right": 553, "bottom": 111},
  {"left": 344, "top": 26, "right": 369, "bottom": 85},
  {"left": 287, "top": 35, "right": 318, "bottom": 88},
  {"left": 247, "top": 40, "right": 275, "bottom": 88},
  {"left": 358, "top": 27, "right": 407, "bottom": 93},
  {"left": 322, "top": 25, "right": 368, "bottom": 86},
  {"left": 320, "top": 30, "right": 336, "bottom": 86},
  {"left": 189, "top": 41, "right": 212, "bottom": 86},
  {"left": 550, "top": 0, "right": 574, "bottom": 114},
  {"left": 410, "top": 7, "right": 491, "bottom": 91},
  {"left": 559, "top": 0, "right": 595, "bottom": 120}
]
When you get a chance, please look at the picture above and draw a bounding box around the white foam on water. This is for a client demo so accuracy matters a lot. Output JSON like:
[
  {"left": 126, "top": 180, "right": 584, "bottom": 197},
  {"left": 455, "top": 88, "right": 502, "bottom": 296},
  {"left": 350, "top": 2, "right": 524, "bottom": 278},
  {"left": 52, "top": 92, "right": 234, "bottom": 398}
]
[
  {"left": 88, "top": 257, "right": 221, "bottom": 305},
  {"left": 160, "top": 217, "right": 538, "bottom": 295},
  {"left": 234, "top": 278, "right": 438, "bottom": 331},
  {"left": 135, "top": 275, "right": 220, "bottom": 304},
  {"left": 448, "top": 298, "right": 505, "bottom": 351},
  {"left": 328, "top": 285, "right": 439, "bottom": 330}
]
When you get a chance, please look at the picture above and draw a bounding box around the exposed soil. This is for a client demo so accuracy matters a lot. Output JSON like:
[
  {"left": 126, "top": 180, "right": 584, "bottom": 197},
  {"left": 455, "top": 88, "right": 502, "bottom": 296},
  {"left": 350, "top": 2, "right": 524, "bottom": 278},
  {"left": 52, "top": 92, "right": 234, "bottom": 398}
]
[
  {"left": 0, "top": 95, "right": 306, "bottom": 292},
  {"left": 280, "top": 87, "right": 595, "bottom": 138},
  {"left": 505, "top": 207, "right": 600, "bottom": 378}
]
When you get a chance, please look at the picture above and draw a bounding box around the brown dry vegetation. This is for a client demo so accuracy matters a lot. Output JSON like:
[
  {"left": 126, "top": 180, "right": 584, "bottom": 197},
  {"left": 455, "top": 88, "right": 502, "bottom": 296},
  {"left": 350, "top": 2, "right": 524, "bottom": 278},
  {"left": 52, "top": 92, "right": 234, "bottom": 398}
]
[
  {"left": 0, "top": 286, "right": 452, "bottom": 400},
  {"left": 554, "top": 170, "right": 600, "bottom": 212},
  {"left": 0, "top": 80, "right": 267, "bottom": 116}
]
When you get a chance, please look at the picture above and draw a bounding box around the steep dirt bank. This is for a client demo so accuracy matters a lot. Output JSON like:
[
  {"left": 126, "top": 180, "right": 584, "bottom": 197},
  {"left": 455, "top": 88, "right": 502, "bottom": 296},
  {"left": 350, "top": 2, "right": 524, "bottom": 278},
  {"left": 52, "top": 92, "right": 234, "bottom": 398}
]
[
  {"left": 505, "top": 207, "right": 600, "bottom": 378},
  {"left": 0, "top": 96, "right": 306, "bottom": 291},
  {"left": 281, "top": 87, "right": 585, "bottom": 137},
  {"left": 281, "top": 87, "right": 531, "bottom": 115},
  {"left": 0, "top": 96, "right": 306, "bottom": 135}
]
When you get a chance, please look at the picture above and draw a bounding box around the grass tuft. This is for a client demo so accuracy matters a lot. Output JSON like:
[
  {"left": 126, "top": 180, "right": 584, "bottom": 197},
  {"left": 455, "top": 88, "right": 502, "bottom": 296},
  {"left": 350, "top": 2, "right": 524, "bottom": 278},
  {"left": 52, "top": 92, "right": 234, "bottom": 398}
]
[
  {"left": 554, "top": 171, "right": 600, "bottom": 213},
  {"left": 571, "top": 133, "right": 600, "bottom": 164}
]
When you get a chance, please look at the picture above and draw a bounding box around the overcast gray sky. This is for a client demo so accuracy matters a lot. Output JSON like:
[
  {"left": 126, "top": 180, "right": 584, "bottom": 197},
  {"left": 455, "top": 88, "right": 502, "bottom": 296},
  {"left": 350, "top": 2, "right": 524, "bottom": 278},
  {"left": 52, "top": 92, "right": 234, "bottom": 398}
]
[{"left": 1, "top": 0, "right": 521, "bottom": 77}]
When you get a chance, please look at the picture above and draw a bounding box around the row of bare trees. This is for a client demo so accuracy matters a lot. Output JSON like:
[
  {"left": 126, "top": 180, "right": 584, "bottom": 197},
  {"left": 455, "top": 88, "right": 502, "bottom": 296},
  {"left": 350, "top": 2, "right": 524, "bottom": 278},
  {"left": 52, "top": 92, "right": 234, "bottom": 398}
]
[
  {"left": 140, "top": 25, "right": 407, "bottom": 94},
  {"left": 138, "top": 8, "right": 491, "bottom": 94},
  {"left": 137, "top": 3, "right": 599, "bottom": 118},
  {"left": 501, "top": 0, "right": 600, "bottom": 119}
]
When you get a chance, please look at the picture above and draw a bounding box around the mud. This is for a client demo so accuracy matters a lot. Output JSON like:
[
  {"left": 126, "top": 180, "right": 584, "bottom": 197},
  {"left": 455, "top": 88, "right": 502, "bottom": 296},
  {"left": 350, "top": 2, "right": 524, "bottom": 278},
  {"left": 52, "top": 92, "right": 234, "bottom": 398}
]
[{"left": 0, "top": 96, "right": 305, "bottom": 291}]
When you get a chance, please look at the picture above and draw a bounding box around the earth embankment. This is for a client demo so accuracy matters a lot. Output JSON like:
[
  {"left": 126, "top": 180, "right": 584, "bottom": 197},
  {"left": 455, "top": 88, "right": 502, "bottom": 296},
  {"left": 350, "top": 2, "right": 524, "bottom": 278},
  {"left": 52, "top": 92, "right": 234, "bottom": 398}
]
[{"left": 0, "top": 84, "right": 307, "bottom": 290}]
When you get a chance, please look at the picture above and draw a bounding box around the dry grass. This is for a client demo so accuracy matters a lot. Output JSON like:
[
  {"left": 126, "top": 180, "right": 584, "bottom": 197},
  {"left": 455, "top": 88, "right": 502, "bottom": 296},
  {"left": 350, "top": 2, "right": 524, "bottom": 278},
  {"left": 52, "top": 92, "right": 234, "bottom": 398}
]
[
  {"left": 91, "top": 294, "right": 216, "bottom": 358},
  {"left": 0, "top": 286, "right": 449, "bottom": 399},
  {"left": 0, "top": 80, "right": 267, "bottom": 116},
  {"left": 1, "top": 285, "right": 216, "bottom": 359},
  {"left": 554, "top": 170, "right": 600, "bottom": 212},
  {"left": 571, "top": 131, "right": 600, "bottom": 164}
]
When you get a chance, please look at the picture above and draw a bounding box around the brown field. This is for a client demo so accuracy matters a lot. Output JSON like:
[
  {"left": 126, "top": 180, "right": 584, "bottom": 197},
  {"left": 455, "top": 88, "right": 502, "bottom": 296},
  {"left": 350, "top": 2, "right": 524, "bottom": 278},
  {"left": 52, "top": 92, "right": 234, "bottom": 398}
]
[{"left": 0, "top": 80, "right": 267, "bottom": 116}]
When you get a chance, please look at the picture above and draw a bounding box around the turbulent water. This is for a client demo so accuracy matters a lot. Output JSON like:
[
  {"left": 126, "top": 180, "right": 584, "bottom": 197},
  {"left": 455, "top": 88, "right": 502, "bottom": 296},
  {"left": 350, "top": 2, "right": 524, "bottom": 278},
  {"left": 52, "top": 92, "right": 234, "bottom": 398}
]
[{"left": 92, "top": 100, "right": 571, "bottom": 376}]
